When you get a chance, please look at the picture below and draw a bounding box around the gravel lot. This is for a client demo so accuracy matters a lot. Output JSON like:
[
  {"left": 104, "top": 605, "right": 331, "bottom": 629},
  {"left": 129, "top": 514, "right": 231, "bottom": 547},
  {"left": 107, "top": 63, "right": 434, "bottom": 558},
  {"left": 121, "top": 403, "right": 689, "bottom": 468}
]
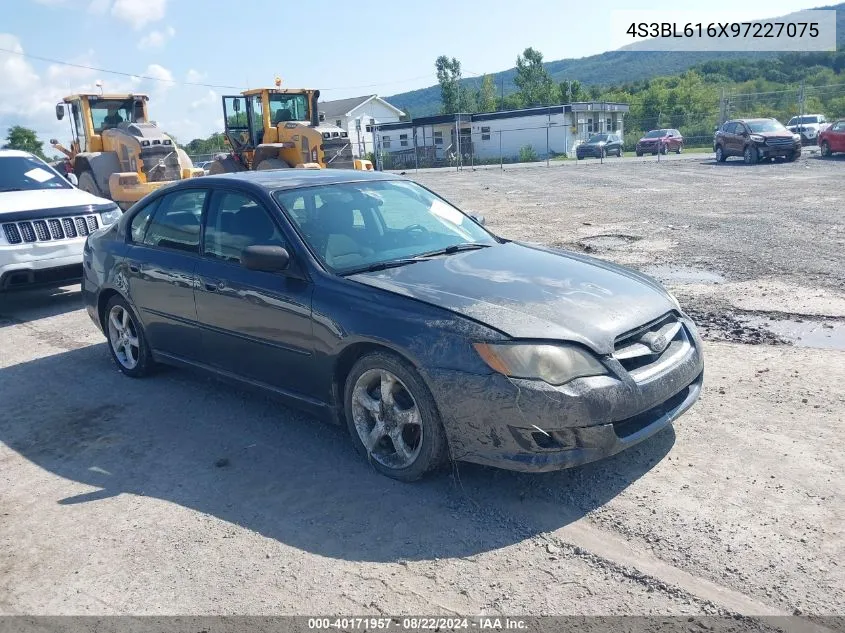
[{"left": 0, "top": 154, "right": 843, "bottom": 619}]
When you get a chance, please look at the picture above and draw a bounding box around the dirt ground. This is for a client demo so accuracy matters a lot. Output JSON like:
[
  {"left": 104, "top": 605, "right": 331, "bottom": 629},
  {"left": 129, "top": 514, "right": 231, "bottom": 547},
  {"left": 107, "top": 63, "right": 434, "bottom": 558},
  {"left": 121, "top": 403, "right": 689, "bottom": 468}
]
[{"left": 0, "top": 154, "right": 843, "bottom": 619}]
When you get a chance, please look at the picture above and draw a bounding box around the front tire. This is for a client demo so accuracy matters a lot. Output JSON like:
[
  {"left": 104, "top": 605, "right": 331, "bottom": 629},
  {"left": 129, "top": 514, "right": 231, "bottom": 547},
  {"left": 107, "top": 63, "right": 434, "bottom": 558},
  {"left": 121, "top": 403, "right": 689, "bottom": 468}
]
[
  {"left": 104, "top": 295, "right": 154, "bottom": 377},
  {"left": 256, "top": 158, "right": 291, "bottom": 170},
  {"left": 77, "top": 170, "right": 105, "bottom": 198},
  {"left": 344, "top": 351, "right": 448, "bottom": 482},
  {"left": 208, "top": 157, "right": 244, "bottom": 175},
  {"left": 743, "top": 145, "right": 757, "bottom": 165},
  {"left": 787, "top": 149, "right": 801, "bottom": 162},
  {"left": 715, "top": 145, "right": 726, "bottom": 162},
  {"left": 676, "top": 144, "right": 683, "bottom": 154},
  {"left": 821, "top": 141, "right": 831, "bottom": 157}
]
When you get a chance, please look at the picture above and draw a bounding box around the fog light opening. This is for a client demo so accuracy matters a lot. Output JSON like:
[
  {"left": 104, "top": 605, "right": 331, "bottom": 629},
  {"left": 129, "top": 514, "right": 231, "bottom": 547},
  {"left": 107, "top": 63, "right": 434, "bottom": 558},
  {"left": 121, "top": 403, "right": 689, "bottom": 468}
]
[{"left": 532, "top": 431, "right": 563, "bottom": 450}]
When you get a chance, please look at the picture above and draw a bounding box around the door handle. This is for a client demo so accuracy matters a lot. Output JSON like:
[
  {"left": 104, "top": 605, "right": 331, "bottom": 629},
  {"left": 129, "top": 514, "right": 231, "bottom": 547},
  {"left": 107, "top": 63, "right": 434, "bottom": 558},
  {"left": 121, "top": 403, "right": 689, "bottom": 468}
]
[{"left": 202, "top": 279, "right": 225, "bottom": 292}]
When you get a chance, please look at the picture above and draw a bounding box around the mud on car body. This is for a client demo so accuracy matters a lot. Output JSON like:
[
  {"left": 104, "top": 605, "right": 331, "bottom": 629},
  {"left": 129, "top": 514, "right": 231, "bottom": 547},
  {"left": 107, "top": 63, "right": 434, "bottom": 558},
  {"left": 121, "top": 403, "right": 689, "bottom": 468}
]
[{"left": 82, "top": 169, "right": 703, "bottom": 481}]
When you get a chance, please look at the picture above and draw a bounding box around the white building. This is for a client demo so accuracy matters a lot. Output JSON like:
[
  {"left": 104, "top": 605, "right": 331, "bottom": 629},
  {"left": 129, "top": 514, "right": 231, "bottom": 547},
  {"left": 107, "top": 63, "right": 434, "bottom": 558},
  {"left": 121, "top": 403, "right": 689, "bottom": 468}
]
[
  {"left": 375, "top": 102, "right": 630, "bottom": 167},
  {"left": 318, "top": 94, "right": 405, "bottom": 157}
]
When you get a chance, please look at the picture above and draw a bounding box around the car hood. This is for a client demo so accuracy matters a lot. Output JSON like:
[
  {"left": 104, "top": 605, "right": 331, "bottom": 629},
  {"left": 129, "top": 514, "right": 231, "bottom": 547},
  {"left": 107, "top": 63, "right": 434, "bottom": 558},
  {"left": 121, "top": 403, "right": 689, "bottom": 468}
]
[
  {"left": 0, "top": 188, "right": 114, "bottom": 215},
  {"left": 348, "top": 242, "right": 676, "bottom": 354},
  {"left": 638, "top": 137, "right": 663, "bottom": 142}
]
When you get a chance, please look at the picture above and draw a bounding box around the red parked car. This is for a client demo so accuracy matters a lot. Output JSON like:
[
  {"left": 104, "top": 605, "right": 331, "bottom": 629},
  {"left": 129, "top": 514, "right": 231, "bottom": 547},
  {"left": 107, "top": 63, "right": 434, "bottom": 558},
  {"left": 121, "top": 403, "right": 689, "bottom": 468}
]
[
  {"left": 635, "top": 129, "right": 684, "bottom": 156},
  {"left": 819, "top": 120, "right": 845, "bottom": 157}
]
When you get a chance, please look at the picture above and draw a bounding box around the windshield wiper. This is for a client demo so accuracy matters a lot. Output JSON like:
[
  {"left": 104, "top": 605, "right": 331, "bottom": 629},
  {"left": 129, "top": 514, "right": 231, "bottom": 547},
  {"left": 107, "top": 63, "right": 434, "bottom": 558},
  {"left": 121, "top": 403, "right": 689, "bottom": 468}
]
[
  {"left": 340, "top": 244, "right": 491, "bottom": 276},
  {"left": 0, "top": 188, "right": 24, "bottom": 192},
  {"left": 341, "top": 258, "right": 422, "bottom": 275},
  {"left": 414, "top": 243, "right": 491, "bottom": 259}
]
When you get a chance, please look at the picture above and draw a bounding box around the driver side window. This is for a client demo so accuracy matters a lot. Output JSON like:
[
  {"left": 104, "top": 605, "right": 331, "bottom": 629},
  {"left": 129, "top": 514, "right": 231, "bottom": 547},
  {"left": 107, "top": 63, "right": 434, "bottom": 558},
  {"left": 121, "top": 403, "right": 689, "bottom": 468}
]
[{"left": 203, "top": 192, "right": 286, "bottom": 264}]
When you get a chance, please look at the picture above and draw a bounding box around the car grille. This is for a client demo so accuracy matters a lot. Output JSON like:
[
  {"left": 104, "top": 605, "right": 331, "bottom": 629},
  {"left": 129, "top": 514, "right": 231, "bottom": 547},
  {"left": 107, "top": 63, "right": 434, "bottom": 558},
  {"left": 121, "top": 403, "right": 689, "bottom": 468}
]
[
  {"left": 2, "top": 214, "right": 98, "bottom": 244},
  {"left": 766, "top": 137, "right": 794, "bottom": 148},
  {"left": 613, "top": 313, "right": 691, "bottom": 381}
]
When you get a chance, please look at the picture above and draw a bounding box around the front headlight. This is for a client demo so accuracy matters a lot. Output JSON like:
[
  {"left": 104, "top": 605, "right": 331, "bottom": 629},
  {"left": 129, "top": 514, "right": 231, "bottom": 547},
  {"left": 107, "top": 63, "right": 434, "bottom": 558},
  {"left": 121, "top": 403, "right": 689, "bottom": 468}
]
[
  {"left": 749, "top": 134, "right": 766, "bottom": 143},
  {"left": 99, "top": 206, "right": 122, "bottom": 226},
  {"left": 793, "top": 134, "right": 801, "bottom": 141},
  {"left": 473, "top": 342, "right": 607, "bottom": 386}
]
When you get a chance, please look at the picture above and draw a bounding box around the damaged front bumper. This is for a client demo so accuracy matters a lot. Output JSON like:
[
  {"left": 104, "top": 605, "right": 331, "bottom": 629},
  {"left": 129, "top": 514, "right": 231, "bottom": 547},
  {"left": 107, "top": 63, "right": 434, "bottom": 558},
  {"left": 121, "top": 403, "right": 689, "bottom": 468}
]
[{"left": 424, "top": 316, "right": 704, "bottom": 472}]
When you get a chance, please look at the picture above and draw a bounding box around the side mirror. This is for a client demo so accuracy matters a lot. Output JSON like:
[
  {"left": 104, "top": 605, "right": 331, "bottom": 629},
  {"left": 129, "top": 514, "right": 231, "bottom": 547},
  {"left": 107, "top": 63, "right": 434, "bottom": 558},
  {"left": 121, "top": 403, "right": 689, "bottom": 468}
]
[
  {"left": 67, "top": 173, "right": 79, "bottom": 187},
  {"left": 55, "top": 103, "right": 65, "bottom": 121},
  {"left": 469, "top": 214, "right": 486, "bottom": 226},
  {"left": 241, "top": 245, "right": 290, "bottom": 272},
  {"left": 50, "top": 138, "right": 59, "bottom": 145}
]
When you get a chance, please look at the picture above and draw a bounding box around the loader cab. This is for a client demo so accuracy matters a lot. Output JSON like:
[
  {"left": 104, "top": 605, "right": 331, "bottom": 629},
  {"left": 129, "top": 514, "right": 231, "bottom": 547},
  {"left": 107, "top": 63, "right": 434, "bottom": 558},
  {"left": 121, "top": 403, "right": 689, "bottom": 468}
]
[
  {"left": 55, "top": 93, "right": 149, "bottom": 154},
  {"left": 222, "top": 89, "right": 319, "bottom": 149}
]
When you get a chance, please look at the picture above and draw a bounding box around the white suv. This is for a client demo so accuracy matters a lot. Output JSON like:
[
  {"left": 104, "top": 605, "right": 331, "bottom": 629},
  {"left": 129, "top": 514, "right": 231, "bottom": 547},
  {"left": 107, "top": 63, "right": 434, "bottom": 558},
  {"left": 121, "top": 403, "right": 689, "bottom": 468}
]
[
  {"left": 785, "top": 114, "right": 829, "bottom": 145},
  {"left": 0, "top": 149, "right": 122, "bottom": 290}
]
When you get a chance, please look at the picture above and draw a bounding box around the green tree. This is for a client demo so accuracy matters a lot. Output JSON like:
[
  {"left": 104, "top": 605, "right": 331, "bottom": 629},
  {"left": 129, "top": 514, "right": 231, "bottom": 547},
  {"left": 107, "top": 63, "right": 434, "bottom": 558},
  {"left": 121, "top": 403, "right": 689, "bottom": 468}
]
[
  {"left": 3, "top": 126, "right": 46, "bottom": 159},
  {"left": 559, "top": 79, "right": 585, "bottom": 103},
  {"left": 514, "top": 47, "right": 559, "bottom": 106},
  {"left": 435, "top": 55, "right": 463, "bottom": 114},
  {"left": 458, "top": 84, "right": 477, "bottom": 113},
  {"left": 476, "top": 74, "right": 498, "bottom": 112}
]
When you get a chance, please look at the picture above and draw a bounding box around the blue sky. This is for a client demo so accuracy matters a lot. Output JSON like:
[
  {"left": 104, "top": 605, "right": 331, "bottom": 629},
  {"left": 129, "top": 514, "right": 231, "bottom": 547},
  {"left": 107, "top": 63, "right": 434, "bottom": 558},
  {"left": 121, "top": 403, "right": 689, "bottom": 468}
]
[{"left": 0, "top": 0, "right": 821, "bottom": 150}]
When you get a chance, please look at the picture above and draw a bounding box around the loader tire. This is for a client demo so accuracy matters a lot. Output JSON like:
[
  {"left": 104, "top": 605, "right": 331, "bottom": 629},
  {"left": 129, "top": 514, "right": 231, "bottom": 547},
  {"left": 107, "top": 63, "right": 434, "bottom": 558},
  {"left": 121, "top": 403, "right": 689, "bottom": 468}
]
[
  {"left": 208, "top": 157, "right": 244, "bottom": 175},
  {"left": 77, "top": 171, "right": 105, "bottom": 198},
  {"left": 256, "top": 158, "right": 291, "bottom": 170}
]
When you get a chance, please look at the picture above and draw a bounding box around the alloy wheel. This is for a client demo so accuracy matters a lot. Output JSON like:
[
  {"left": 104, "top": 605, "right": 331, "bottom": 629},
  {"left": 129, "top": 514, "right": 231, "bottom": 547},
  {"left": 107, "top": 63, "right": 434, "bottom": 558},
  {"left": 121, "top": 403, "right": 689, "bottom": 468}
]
[
  {"left": 351, "top": 369, "right": 423, "bottom": 470},
  {"left": 107, "top": 305, "right": 140, "bottom": 370}
]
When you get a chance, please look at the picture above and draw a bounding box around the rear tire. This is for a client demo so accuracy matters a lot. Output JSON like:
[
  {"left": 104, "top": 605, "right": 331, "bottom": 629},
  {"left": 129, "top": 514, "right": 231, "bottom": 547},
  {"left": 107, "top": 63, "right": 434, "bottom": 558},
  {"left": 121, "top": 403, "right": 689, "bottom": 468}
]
[
  {"left": 636, "top": 150, "right": 642, "bottom": 157},
  {"left": 256, "top": 158, "right": 291, "bottom": 170},
  {"left": 104, "top": 295, "right": 154, "bottom": 378},
  {"left": 344, "top": 351, "right": 448, "bottom": 482}
]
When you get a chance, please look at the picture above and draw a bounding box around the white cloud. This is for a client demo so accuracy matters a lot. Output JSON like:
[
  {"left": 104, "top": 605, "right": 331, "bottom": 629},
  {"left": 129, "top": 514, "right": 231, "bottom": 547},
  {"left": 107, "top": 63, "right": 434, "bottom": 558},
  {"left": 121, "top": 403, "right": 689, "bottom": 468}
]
[
  {"left": 138, "top": 25, "right": 174, "bottom": 49},
  {"left": 0, "top": 36, "right": 219, "bottom": 152},
  {"left": 87, "top": 0, "right": 110, "bottom": 14},
  {"left": 111, "top": 0, "right": 166, "bottom": 29},
  {"left": 186, "top": 69, "right": 206, "bottom": 84},
  {"left": 190, "top": 90, "right": 217, "bottom": 110}
]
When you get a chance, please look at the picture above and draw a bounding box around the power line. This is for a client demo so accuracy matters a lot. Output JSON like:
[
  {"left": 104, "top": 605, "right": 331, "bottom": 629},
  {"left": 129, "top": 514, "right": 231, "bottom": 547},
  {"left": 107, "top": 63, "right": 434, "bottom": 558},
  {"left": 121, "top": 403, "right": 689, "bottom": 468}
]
[
  {"left": 0, "top": 46, "right": 239, "bottom": 89},
  {"left": 0, "top": 45, "right": 440, "bottom": 94}
]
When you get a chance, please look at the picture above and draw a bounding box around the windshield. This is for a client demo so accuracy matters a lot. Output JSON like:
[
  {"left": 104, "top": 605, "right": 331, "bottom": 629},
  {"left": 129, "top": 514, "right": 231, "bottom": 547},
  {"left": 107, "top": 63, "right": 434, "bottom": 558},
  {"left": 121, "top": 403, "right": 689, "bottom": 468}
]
[
  {"left": 788, "top": 116, "right": 820, "bottom": 125},
  {"left": 0, "top": 155, "right": 71, "bottom": 192},
  {"left": 747, "top": 120, "right": 788, "bottom": 133},
  {"left": 90, "top": 98, "right": 140, "bottom": 133},
  {"left": 644, "top": 129, "right": 668, "bottom": 138},
  {"left": 274, "top": 180, "right": 497, "bottom": 273},
  {"left": 269, "top": 93, "right": 310, "bottom": 124},
  {"left": 587, "top": 134, "right": 608, "bottom": 143}
]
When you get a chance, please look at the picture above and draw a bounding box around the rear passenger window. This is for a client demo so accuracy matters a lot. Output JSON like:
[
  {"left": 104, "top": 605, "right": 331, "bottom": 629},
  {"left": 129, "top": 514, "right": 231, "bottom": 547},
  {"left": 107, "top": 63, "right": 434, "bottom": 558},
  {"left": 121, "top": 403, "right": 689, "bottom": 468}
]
[
  {"left": 129, "top": 199, "right": 159, "bottom": 243},
  {"left": 142, "top": 190, "right": 207, "bottom": 253}
]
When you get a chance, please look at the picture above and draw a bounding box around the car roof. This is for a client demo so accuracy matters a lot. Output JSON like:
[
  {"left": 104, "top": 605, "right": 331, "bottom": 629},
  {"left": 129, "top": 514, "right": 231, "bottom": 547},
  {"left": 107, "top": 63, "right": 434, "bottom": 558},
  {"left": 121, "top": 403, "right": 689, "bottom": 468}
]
[
  {"left": 197, "top": 168, "right": 404, "bottom": 192},
  {"left": 0, "top": 149, "right": 36, "bottom": 158}
]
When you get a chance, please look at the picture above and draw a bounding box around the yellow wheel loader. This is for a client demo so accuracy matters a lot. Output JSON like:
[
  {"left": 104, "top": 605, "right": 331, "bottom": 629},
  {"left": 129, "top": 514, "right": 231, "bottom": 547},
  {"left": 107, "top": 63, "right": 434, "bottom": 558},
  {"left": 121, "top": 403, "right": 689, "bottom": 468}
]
[
  {"left": 52, "top": 93, "right": 203, "bottom": 209},
  {"left": 208, "top": 85, "right": 373, "bottom": 174}
]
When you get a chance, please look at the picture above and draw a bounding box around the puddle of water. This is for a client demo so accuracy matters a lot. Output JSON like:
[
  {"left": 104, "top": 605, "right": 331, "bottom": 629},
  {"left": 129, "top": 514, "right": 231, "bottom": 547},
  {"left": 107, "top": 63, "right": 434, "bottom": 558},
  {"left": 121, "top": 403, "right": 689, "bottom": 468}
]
[
  {"left": 578, "top": 234, "right": 641, "bottom": 250},
  {"left": 643, "top": 265, "right": 726, "bottom": 285},
  {"left": 740, "top": 316, "right": 845, "bottom": 351}
]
